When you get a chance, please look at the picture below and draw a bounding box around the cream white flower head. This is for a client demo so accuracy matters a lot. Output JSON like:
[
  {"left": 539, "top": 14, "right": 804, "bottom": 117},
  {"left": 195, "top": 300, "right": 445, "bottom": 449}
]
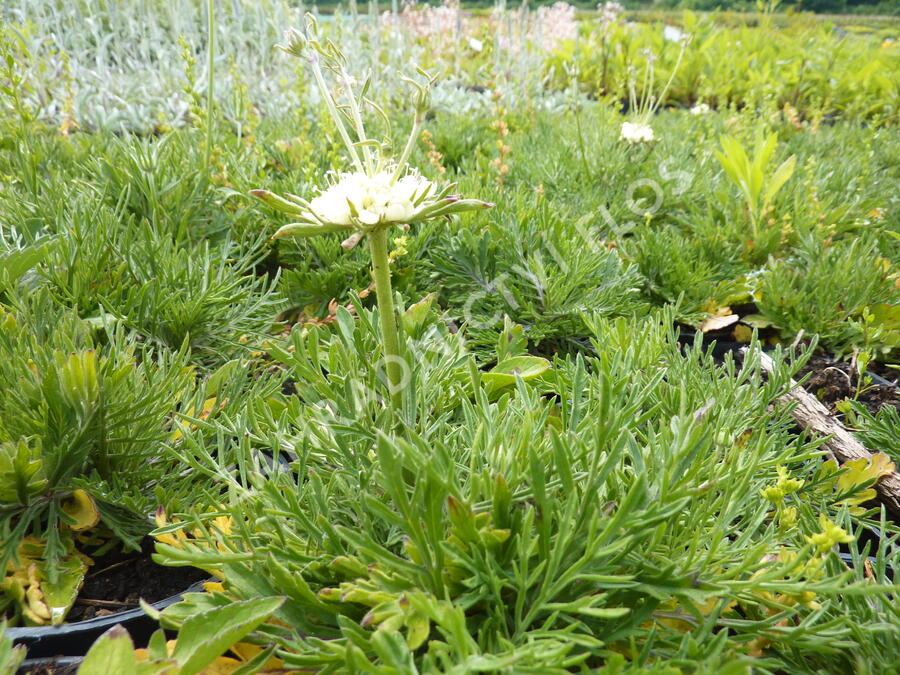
[
  {"left": 621, "top": 31, "right": 689, "bottom": 145},
  {"left": 690, "top": 102, "right": 711, "bottom": 115},
  {"left": 620, "top": 121, "right": 655, "bottom": 144},
  {"left": 252, "top": 167, "right": 487, "bottom": 239}
]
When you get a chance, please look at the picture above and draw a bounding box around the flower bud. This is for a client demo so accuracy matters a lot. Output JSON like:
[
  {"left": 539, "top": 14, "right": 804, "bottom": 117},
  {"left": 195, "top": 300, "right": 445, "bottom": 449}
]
[{"left": 279, "top": 28, "right": 308, "bottom": 58}]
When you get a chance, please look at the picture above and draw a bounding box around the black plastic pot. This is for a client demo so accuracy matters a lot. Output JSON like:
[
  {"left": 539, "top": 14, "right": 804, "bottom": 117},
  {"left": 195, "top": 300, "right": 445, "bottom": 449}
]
[
  {"left": 838, "top": 552, "right": 895, "bottom": 582},
  {"left": 8, "top": 580, "right": 207, "bottom": 660},
  {"left": 676, "top": 326, "right": 899, "bottom": 390}
]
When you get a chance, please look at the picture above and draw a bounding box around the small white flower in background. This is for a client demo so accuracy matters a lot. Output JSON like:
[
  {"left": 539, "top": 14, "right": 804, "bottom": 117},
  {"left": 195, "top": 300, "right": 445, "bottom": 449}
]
[
  {"left": 469, "top": 37, "right": 483, "bottom": 52},
  {"left": 663, "top": 25, "right": 686, "bottom": 42},
  {"left": 619, "top": 30, "right": 689, "bottom": 146},
  {"left": 690, "top": 102, "right": 711, "bottom": 115},
  {"left": 620, "top": 121, "right": 655, "bottom": 144},
  {"left": 536, "top": 2, "right": 578, "bottom": 51}
]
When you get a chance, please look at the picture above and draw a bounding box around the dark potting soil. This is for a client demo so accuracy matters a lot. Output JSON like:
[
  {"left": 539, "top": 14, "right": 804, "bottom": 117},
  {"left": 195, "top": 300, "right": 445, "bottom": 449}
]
[
  {"left": 66, "top": 539, "right": 208, "bottom": 622},
  {"left": 796, "top": 355, "right": 900, "bottom": 417}
]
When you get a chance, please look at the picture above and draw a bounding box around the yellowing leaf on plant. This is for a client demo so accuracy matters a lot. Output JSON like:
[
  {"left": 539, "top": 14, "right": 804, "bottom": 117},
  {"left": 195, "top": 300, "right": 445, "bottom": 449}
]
[
  {"left": 61, "top": 489, "right": 100, "bottom": 531},
  {"left": 837, "top": 454, "right": 895, "bottom": 496},
  {"left": 733, "top": 324, "right": 754, "bottom": 343},
  {"left": 2, "top": 538, "right": 89, "bottom": 626},
  {"left": 171, "top": 398, "right": 226, "bottom": 442},
  {"left": 229, "top": 641, "right": 285, "bottom": 671}
]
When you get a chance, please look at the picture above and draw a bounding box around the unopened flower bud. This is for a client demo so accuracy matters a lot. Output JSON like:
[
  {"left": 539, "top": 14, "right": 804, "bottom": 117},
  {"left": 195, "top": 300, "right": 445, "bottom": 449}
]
[{"left": 280, "top": 28, "right": 308, "bottom": 58}]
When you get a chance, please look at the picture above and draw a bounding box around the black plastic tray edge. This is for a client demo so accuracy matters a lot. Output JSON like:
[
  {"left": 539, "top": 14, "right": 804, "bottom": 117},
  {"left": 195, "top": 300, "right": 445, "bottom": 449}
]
[{"left": 8, "top": 579, "right": 209, "bottom": 660}]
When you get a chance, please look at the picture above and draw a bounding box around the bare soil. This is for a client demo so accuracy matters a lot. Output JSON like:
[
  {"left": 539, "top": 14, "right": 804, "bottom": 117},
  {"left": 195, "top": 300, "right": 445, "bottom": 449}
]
[{"left": 66, "top": 539, "right": 207, "bottom": 623}]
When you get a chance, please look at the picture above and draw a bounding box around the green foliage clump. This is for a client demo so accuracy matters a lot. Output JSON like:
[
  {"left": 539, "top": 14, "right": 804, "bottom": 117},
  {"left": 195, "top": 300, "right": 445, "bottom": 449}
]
[
  {"left": 755, "top": 237, "right": 900, "bottom": 357},
  {"left": 429, "top": 193, "right": 648, "bottom": 356},
  {"left": 150, "top": 309, "right": 900, "bottom": 672}
]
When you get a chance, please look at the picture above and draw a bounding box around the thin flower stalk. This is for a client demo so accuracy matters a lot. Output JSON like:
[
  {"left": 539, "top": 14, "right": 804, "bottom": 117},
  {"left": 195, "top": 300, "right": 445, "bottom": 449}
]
[
  {"left": 251, "top": 14, "right": 492, "bottom": 408},
  {"left": 621, "top": 37, "right": 688, "bottom": 144}
]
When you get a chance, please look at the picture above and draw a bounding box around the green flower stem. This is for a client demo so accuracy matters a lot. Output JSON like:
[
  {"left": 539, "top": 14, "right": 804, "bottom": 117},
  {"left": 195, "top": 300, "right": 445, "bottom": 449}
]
[
  {"left": 205, "top": 0, "right": 215, "bottom": 174},
  {"left": 310, "top": 55, "right": 365, "bottom": 174},
  {"left": 392, "top": 112, "right": 423, "bottom": 183},
  {"left": 368, "top": 227, "right": 404, "bottom": 408}
]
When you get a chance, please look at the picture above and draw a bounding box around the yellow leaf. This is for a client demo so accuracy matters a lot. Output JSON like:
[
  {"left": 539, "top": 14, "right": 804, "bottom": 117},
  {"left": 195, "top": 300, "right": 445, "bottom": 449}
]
[
  {"left": 61, "top": 489, "right": 100, "bottom": 531},
  {"left": 170, "top": 397, "right": 225, "bottom": 442},
  {"left": 203, "top": 581, "right": 226, "bottom": 594},
  {"left": 229, "top": 642, "right": 284, "bottom": 670},
  {"left": 135, "top": 639, "right": 177, "bottom": 662},
  {"left": 198, "top": 656, "right": 243, "bottom": 674},
  {"left": 733, "top": 324, "right": 753, "bottom": 343}
]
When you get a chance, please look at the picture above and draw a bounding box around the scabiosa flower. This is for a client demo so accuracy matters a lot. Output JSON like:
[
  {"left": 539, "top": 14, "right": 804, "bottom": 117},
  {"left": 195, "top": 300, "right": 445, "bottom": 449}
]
[
  {"left": 690, "top": 102, "right": 711, "bottom": 115},
  {"left": 620, "top": 121, "right": 655, "bottom": 144},
  {"left": 251, "top": 168, "right": 488, "bottom": 239},
  {"left": 253, "top": 17, "right": 491, "bottom": 242},
  {"left": 252, "top": 14, "right": 493, "bottom": 408}
]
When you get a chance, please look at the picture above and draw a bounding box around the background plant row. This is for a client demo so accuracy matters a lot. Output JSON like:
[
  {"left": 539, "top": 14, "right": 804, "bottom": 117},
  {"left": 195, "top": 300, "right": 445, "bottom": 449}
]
[
  {"left": 1, "top": 1, "right": 899, "bottom": 672},
  {"left": 2, "top": 0, "right": 897, "bottom": 136}
]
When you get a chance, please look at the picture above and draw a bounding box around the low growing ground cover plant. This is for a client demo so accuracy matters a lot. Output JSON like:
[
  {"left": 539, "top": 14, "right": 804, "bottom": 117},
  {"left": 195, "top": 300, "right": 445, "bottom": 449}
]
[
  {"left": 123, "top": 313, "right": 900, "bottom": 672},
  {"left": 1, "top": 0, "right": 898, "bottom": 672}
]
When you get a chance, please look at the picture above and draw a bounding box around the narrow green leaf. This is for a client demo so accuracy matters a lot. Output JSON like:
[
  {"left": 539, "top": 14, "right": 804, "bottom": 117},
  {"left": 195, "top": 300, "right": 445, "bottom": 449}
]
[{"left": 763, "top": 155, "right": 796, "bottom": 206}]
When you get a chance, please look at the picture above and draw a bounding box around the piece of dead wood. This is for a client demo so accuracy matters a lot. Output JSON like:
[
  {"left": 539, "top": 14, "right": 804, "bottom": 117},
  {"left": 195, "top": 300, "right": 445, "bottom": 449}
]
[{"left": 752, "top": 349, "right": 900, "bottom": 519}]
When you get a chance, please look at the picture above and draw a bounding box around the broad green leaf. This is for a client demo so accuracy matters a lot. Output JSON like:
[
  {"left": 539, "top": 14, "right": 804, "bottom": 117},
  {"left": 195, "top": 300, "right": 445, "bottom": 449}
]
[
  {"left": 401, "top": 292, "right": 437, "bottom": 337},
  {"left": 741, "top": 314, "right": 775, "bottom": 329},
  {"left": 155, "top": 590, "right": 232, "bottom": 629},
  {"left": 0, "top": 238, "right": 57, "bottom": 286},
  {"left": 78, "top": 626, "right": 137, "bottom": 675},
  {"left": 496, "top": 316, "right": 527, "bottom": 362},
  {"left": 756, "top": 132, "right": 777, "bottom": 173},
  {"left": 170, "top": 596, "right": 284, "bottom": 675},
  {"left": 79, "top": 625, "right": 173, "bottom": 675},
  {"left": 481, "top": 356, "right": 551, "bottom": 392},
  {"left": 0, "top": 620, "right": 25, "bottom": 674},
  {"left": 39, "top": 552, "right": 89, "bottom": 625}
]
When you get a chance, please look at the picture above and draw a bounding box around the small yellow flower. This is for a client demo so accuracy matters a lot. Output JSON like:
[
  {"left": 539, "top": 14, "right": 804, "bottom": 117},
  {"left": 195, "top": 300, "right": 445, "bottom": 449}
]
[{"left": 806, "top": 515, "right": 854, "bottom": 555}]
